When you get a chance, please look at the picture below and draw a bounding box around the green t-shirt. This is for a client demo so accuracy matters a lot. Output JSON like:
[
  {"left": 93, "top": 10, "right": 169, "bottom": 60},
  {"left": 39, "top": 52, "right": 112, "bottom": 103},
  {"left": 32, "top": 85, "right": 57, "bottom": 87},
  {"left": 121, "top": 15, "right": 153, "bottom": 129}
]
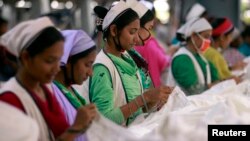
[
  {"left": 172, "top": 53, "right": 219, "bottom": 95},
  {"left": 89, "top": 53, "right": 143, "bottom": 125}
]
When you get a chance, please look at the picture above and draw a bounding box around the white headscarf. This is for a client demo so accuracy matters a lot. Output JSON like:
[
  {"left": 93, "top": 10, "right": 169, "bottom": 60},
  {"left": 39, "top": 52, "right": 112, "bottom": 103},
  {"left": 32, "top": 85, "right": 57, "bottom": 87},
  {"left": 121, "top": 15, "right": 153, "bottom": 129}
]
[
  {"left": 232, "top": 27, "right": 240, "bottom": 41},
  {"left": 102, "top": 0, "right": 130, "bottom": 31},
  {"left": 186, "top": 3, "right": 206, "bottom": 22},
  {"left": 0, "top": 17, "right": 54, "bottom": 57},
  {"left": 139, "top": 0, "right": 154, "bottom": 11},
  {"left": 177, "top": 18, "right": 212, "bottom": 40},
  {"left": 126, "top": 0, "right": 148, "bottom": 18},
  {"left": 0, "top": 102, "right": 39, "bottom": 141},
  {"left": 60, "top": 30, "right": 95, "bottom": 66}
]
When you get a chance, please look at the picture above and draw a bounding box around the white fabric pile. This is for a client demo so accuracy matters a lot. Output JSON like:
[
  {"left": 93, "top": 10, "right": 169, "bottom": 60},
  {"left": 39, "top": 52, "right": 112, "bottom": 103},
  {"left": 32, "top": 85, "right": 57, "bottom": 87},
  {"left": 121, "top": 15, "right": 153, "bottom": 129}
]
[
  {"left": 0, "top": 102, "right": 39, "bottom": 141},
  {"left": 85, "top": 80, "right": 250, "bottom": 141},
  {"left": 84, "top": 50, "right": 250, "bottom": 141},
  {"left": 86, "top": 113, "right": 163, "bottom": 141}
]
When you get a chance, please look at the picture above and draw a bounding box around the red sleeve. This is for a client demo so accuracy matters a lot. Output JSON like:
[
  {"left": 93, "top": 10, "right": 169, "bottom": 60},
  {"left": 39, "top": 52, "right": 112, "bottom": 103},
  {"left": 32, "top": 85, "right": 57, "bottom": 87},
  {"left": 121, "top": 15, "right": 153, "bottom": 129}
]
[{"left": 0, "top": 92, "right": 26, "bottom": 112}]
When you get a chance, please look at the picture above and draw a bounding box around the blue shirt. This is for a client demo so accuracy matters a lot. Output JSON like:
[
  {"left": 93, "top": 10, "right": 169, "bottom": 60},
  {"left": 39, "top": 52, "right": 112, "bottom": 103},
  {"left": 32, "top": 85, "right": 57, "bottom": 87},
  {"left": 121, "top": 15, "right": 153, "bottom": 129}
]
[{"left": 239, "top": 43, "right": 250, "bottom": 56}]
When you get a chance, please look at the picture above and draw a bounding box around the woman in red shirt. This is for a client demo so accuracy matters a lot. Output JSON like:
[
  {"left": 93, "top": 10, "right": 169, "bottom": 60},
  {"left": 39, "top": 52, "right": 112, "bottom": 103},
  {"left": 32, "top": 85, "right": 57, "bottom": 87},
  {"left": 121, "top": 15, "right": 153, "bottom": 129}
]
[{"left": 0, "top": 17, "right": 96, "bottom": 141}]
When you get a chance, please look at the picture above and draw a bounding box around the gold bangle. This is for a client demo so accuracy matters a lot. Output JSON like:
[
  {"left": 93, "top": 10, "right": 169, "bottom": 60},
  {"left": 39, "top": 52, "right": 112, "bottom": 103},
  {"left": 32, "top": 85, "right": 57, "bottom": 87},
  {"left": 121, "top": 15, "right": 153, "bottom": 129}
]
[
  {"left": 57, "top": 138, "right": 65, "bottom": 141},
  {"left": 67, "top": 127, "right": 86, "bottom": 134},
  {"left": 140, "top": 95, "right": 149, "bottom": 113}
]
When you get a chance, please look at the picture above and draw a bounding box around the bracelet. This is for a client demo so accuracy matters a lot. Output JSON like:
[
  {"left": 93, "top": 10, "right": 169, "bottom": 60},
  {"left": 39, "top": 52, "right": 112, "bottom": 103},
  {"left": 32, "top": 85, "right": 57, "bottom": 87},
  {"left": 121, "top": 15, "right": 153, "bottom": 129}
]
[
  {"left": 67, "top": 127, "right": 86, "bottom": 134},
  {"left": 56, "top": 138, "right": 65, "bottom": 141},
  {"left": 140, "top": 94, "right": 149, "bottom": 113},
  {"left": 56, "top": 127, "right": 86, "bottom": 141}
]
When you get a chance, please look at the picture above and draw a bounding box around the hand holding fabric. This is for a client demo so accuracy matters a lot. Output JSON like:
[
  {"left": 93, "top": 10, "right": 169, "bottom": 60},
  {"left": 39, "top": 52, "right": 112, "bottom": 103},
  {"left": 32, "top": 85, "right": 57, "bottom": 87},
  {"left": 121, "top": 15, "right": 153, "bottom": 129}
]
[
  {"left": 71, "top": 104, "right": 97, "bottom": 134},
  {"left": 144, "top": 86, "right": 173, "bottom": 105}
]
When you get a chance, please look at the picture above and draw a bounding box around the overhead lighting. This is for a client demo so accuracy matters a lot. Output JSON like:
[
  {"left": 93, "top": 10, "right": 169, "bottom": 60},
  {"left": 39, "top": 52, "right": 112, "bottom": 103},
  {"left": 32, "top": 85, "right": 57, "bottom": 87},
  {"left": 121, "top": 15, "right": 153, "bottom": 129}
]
[
  {"left": 0, "top": 0, "right": 4, "bottom": 7},
  {"left": 153, "top": 0, "right": 170, "bottom": 24},
  {"left": 51, "top": 0, "right": 65, "bottom": 9},
  {"left": 244, "top": 10, "right": 250, "bottom": 18},
  {"left": 65, "top": 1, "right": 73, "bottom": 9},
  {"left": 17, "top": 0, "right": 25, "bottom": 8},
  {"left": 242, "top": 0, "right": 250, "bottom": 4},
  {"left": 154, "top": 0, "right": 169, "bottom": 11},
  {"left": 15, "top": 0, "right": 32, "bottom": 8},
  {"left": 51, "top": 0, "right": 59, "bottom": 9}
]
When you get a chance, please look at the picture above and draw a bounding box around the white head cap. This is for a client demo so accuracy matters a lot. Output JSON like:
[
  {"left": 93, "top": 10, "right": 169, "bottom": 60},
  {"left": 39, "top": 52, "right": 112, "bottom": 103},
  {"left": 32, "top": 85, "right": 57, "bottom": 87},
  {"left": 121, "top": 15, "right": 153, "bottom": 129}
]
[
  {"left": 60, "top": 30, "right": 95, "bottom": 66},
  {"left": 177, "top": 18, "right": 212, "bottom": 39},
  {"left": 0, "top": 17, "right": 54, "bottom": 57},
  {"left": 126, "top": 0, "right": 148, "bottom": 18},
  {"left": 231, "top": 27, "right": 240, "bottom": 41},
  {"left": 102, "top": 0, "right": 130, "bottom": 31},
  {"left": 186, "top": 3, "right": 206, "bottom": 22},
  {"left": 139, "top": 0, "right": 154, "bottom": 11}
]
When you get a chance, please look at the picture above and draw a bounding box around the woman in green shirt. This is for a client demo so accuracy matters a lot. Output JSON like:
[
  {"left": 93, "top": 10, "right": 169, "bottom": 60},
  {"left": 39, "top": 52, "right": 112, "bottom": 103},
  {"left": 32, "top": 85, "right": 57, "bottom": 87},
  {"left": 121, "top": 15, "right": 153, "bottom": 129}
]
[
  {"left": 168, "top": 18, "right": 219, "bottom": 95},
  {"left": 93, "top": 3, "right": 153, "bottom": 90},
  {"left": 89, "top": 1, "right": 172, "bottom": 126}
]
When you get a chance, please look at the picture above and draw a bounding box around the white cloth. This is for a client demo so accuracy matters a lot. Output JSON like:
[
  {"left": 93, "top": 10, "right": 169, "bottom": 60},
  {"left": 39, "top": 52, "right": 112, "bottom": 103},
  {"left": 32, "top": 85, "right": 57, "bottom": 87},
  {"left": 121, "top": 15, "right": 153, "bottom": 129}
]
[
  {"left": 231, "top": 27, "right": 240, "bottom": 41},
  {"left": 177, "top": 18, "right": 197, "bottom": 37},
  {"left": 126, "top": 0, "right": 148, "bottom": 18},
  {"left": 186, "top": 3, "right": 206, "bottom": 21},
  {"left": 177, "top": 18, "right": 212, "bottom": 40},
  {"left": 0, "top": 17, "right": 54, "bottom": 57},
  {"left": 139, "top": 0, "right": 154, "bottom": 11},
  {"left": 60, "top": 30, "right": 95, "bottom": 66},
  {"left": 86, "top": 114, "right": 163, "bottom": 141},
  {"left": 84, "top": 79, "right": 250, "bottom": 141},
  {"left": 132, "top": 81, "right": 250, "bottom": 141},
  {"left": 0, "top": 78, "right": 52, "bottom": 141},
  {"left": 102, "top": 1, "right": 129, "bottom": 31},
  {"left": 0, "top": 101, "right": 39, "bottom": 141}
]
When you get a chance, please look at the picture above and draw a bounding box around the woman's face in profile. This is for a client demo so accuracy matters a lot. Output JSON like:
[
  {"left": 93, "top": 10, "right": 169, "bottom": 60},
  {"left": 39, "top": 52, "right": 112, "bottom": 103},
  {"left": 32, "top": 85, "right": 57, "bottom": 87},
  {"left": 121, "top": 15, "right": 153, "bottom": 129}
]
[
  {"left": 137, "top": 19, "right": 154, "bottom": 45},
  {"left": 23, "top": 41, "right": 64, "bottom": 84}
]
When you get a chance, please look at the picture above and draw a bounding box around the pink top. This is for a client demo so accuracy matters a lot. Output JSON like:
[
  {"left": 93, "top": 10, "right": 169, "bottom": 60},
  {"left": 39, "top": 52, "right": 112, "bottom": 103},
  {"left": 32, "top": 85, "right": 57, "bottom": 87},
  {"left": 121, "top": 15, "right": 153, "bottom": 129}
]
[{"left": 135, "top": 37, "right": 171, "bottom": 87}]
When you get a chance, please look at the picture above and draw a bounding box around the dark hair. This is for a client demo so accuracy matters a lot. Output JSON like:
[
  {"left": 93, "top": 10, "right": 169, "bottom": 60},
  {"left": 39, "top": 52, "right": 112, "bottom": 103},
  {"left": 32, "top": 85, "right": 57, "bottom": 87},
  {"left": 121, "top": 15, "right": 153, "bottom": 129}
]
[
  {"left": 102, "top": 8, "right": 139, "bottom": 39},
  {"left": 0, "top": 45, "right": 17, "bottom": 81},
  {"left": 127, "top": 50, "right": 148, "bottom": 72},
  {"left": 176, "top": 32, "right": 186, "bottom": 42},
  {"left": 200, "top": 11, "right": 208, "bottom": 19},
  {"left": 69, "top": 45, "right": 97, "bottom": 64},
  {"left": 241, "top": 25, "right": 250, "bottom": 39},
  {"left": 140, "top": 10, "right": 154, "bottom": 27},
  {"left": 93, "top": 6, "right": 108, "bottom": 32},
  {"left": 211, "top": 18, "right": 234, "bottom": 40},
  {"left": 26, "top": 27, "right": 64, "bottom": 57}
]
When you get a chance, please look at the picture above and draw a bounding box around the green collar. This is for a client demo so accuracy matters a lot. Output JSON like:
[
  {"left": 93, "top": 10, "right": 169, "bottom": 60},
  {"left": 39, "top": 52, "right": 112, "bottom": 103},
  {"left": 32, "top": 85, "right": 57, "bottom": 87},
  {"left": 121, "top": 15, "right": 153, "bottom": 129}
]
[
  {"left": 53, "top": 80, "right": 86, "bottom": 109},
  {"left": 108, "top": 53, "right": 138, "bottom": 76}
]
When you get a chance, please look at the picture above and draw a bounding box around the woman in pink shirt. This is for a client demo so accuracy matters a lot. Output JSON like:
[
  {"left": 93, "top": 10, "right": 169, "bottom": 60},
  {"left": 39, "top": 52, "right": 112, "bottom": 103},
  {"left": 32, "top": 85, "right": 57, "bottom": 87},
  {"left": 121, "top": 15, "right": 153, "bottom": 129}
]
[{"left": 134, "top": 3, "right": 171, "bottom": 87}]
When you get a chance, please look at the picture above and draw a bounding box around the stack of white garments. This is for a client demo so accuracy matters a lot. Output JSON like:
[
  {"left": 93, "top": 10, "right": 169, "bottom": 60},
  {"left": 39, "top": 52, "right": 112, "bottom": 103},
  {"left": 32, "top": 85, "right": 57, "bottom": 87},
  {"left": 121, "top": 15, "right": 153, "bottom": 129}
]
[{"left": 86, "top": 79, "right": 250, "bottom": 141}]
